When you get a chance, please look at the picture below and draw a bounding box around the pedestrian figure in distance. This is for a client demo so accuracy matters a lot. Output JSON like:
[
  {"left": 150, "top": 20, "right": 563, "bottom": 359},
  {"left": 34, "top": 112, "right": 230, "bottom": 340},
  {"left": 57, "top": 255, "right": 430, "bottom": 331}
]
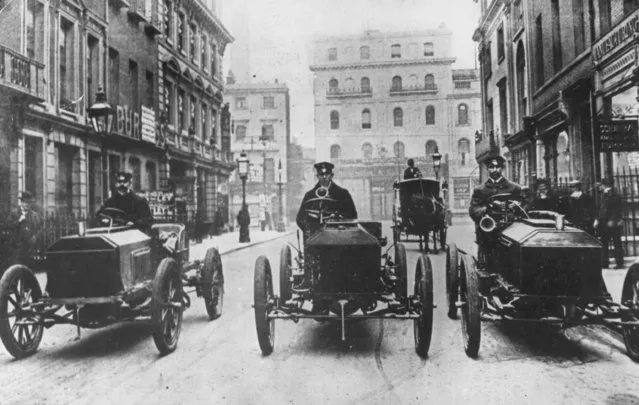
[
  {"left": 403, "top": 158, "right": 422, "bottom": 180},
  {"left": 595, "top": 178, "right": 624, "bottom": 268},
  {"left": 566, "top": 179, "right": 595, "bottom": 235},
  {"left": 10, "top": 191, "right": 43, "bottom": 268},
  {"left": 529, "top": 178, "right": 559, "bottom": 212},
  {"left": 237, "top": 204, "right": 251, "bottom": 243}
]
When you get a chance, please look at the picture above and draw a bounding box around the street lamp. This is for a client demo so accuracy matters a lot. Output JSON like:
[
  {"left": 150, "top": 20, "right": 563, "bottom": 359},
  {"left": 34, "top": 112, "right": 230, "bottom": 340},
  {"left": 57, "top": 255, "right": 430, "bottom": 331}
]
[
  {"left": 276, "top": 159, "right": 285, "bottom": 232},
  {"left": 87, "top": 86, "right": 114, "bottom": 201},
  {"left": 237, "top": 151, "right": 250, "bottom": 243},
  {"left": 431, "top": 151, "right": 442, "bottom": 181}
]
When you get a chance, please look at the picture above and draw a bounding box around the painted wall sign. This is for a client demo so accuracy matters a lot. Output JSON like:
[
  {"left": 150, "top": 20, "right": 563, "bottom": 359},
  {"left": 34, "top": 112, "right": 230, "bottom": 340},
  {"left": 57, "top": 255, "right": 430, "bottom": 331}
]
[
  {"left": 140, "top": 105, "right": 156, "bottom": 144},
  {"left": 598, "top": 119, "right": 639, "bottom": 152},
  {"left": 592, "top": 9, "right": 639, "bottom": 63},
  {"left": 116, "top": 105, "right": 141, "bottom": 140}
]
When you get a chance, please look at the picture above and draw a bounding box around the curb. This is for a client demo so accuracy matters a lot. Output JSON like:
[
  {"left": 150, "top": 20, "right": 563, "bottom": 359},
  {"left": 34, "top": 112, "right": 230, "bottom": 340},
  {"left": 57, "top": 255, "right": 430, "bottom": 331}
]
[{"left": 218, "top": 229, "right": 296, "bottom": 256}]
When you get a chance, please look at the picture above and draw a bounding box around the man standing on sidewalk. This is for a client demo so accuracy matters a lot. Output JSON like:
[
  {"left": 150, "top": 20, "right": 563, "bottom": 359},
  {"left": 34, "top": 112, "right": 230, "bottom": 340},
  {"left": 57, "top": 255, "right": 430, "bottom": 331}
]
[{"left": 595, "top": 178, "right": 624, "bottom": 269}]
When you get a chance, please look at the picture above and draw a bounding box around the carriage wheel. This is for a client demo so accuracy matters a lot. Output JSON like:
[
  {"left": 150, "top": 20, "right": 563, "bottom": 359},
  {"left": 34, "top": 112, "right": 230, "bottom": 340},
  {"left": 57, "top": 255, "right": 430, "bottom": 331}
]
[
  {"left": 202, "top": 247, "right": 224, "bottom": 320},
  {"left": 151, "top": 258, "right": 184, "bottom": 355},
  {"left": 414, "top": 254, "right": 433, "bottom": 358},
  {"left": 439, "top": 226, "right": 447, "bottom": 252},
  {"left": 254, "top": 256, "right": 275, "bottom": 355},
  {"left": 460, "top": 257, "right": 481, "bottom": 358},
  {"left": 446, "top": 244, "right": 459, "bottom": 319},
  {"left": 622, "top": 264, "right": 639, "bottom": 362},
  {"left": 394, "top": 243, "right": 408, "bottom": 298},
  {"left": 0, "top": 265, "right": 44, "bottom": 359},
  {"left": 279, "top": 245, "right": 292, "bottom": 303}
]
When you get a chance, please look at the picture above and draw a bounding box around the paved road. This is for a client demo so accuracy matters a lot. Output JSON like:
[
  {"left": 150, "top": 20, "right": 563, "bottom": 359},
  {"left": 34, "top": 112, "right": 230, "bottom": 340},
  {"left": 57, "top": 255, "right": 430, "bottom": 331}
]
[{"left": 1, "top": 222, "right": 639, "bottom": 405}]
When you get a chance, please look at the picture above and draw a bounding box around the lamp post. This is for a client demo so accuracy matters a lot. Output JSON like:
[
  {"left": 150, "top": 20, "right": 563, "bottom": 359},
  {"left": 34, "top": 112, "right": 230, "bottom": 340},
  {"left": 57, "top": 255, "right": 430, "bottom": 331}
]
[
  {"left": 237, "top": 151, "right": 250, "bottom": 243},
  {"left": 276, "top": 159, "right": 285, "bottom": 232},
  {"left": 431, "top": 151, "right": 442, "bottom": 181},
  {"left": 87, "top": 87, "right": 114, "bottom": 201}
]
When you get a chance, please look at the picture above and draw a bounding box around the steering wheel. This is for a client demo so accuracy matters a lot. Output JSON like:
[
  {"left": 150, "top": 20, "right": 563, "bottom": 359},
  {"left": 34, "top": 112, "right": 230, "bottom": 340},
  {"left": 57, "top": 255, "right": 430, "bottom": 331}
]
[
  {"left": 96, "top": 207, "right": 130, "bottom": 227},
  {"left": 302, "top": 187, "right": 342, "bottom": 222},
  {"left": 487, "top": 193, "right": 527, "bottom": 219}
]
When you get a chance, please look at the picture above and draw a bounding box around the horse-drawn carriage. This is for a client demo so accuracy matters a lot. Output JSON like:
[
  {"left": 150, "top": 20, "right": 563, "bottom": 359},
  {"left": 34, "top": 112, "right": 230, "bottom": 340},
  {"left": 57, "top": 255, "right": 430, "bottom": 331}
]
[
  {"left": 392, "top": 178, "right": 447, "bottom": 252},
  {"left": 0, "top": 207, "right": 224, "bottom": 359}
]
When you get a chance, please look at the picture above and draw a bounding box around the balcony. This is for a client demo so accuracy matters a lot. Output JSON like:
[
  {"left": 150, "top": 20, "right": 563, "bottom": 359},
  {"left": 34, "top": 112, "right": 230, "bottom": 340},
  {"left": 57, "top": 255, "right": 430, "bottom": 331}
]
[
  {"left": 0, "top": 45, "right": 45, "bottom": 105},
  {"left": 390, "top": 84, "right": 438, "bottom": 96},
  {"left": 127, "top": 0, "right": 147, "bottom": 23},
  {"left": 326, "top": 87, "right": 372, "bottom": 98}
]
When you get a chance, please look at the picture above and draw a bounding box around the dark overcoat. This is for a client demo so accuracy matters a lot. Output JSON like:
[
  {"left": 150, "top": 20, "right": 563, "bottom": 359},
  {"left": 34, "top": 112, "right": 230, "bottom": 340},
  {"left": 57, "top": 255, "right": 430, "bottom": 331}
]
[
  {"left": 468, "top": 177, "right": 521, "bottom": 222},
  {"left": 296, "top": 181, "right": 357, "bottom": 232},
  {"left": 99, "top": 192, "right": 153, "bottom": 232}
]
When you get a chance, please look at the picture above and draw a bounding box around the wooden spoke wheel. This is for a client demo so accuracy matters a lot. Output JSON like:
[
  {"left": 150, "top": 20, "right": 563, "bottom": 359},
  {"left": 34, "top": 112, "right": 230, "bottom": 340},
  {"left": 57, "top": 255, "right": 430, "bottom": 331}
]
[
  {"left": 279, "top": 245, "right": 292, "bottom": 303},
  {"left": 460, "top": 257, "right": 481, "bottom": 358},
  {"left": 254, "top": 256, "right": 275, "bottom": 355},
  {"left": 446, "top": 243, "right": 459, "bottom": 319},
  {"left": 413, "top": 254, "right": 433, "bottom": 358},
  {"left": 151, "top": 258, "right": 184, "bottom": 355},
  {"left": 202, "top": 247, "right": 224, "bottom": 320},
  {"left": 622, "top": 264, "right": 639, "bottom": 362}
]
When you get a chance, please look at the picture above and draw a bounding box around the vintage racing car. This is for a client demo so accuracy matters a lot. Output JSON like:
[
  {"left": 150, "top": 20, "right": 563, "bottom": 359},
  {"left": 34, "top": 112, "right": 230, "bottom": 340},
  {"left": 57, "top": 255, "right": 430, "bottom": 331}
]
[
  {"left": 0, "top": 207, "right": 224, "bottom": 359},
  {"left": 392, "top": 178, "right": 447, "bottom": 253},
  {"left": 446, "top": 193, "right": 639, "bottom": 360},
  {"left": 253, "top": 186, "right": 434, "bottom": 357}
]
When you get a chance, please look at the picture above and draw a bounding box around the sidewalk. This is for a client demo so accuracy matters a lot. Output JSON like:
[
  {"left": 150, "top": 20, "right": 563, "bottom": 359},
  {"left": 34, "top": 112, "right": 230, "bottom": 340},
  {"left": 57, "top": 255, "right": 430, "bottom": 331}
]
[{"left": 188, "top": 227, "right": 296, "bottom": 261}]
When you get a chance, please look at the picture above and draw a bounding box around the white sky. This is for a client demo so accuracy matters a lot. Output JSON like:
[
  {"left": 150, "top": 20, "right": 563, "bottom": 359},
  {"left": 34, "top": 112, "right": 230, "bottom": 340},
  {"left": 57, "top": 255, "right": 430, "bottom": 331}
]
[{"left": 220, "top": 0, "right": 481, "bottom": 148}]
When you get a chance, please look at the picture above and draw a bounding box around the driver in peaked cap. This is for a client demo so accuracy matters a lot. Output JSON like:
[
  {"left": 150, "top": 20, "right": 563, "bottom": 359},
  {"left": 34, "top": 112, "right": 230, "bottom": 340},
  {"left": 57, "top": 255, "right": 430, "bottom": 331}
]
[
  {"left": 296, "top": 161, "right": 357, "bottom": 235},
  {"left": 98, "top": 171, "right": 153, "bottom": 233}
]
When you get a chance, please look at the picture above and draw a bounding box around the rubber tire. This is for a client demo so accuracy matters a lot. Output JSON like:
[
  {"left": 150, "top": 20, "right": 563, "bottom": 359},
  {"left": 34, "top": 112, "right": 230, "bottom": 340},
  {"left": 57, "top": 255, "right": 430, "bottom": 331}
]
[
  {"left": 279, "top": 245, "right": 292, "bottom": 303},
  {"left": 254, "top": 255, "right": 275, "bottom": 355},
  {"left": 394, "top": 243, "right": 408, "bottom": 298},
  {"left": 446, "top": 244, "right": 459, "bottom": 319},
  {"left": 460, "top": 257, "right": 481, "bottom": 358},
  {"left": 0, "top": 265, "right": 44, "bottom": 359},
  {"left": 622, "top": 263, "right": 639, "bottom": 362},
  {"left": 202, "top": 247, "right": 224, "bottom": 320},
  {"left": 414, "top": 254, "right": 434, "bottom": 358},
  {"left": 151, "top": 258, "right": 183, "bottom": 356}
]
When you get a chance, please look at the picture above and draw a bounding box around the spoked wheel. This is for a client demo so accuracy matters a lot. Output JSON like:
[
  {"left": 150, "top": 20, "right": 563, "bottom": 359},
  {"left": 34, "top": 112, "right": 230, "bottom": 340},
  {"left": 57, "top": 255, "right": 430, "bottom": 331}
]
[
  {"left": 622, "top": 264, "right": 639, "bottom": 362},
  {"left": 460, "top": 257, "right": 481, "bottom": 358},
  {"left": 394, "top": 243, "right": 408, "bottom": 298},
  {"left": 254, "top": 255, "right": 275, "bottom": 355},
  {"left": 202, "top": 247, "right": 224, "bottom": 320},
  {"left": 414, "top": 254, "right": 433, "bottom": 358},
  {"left": 0, "top": 265, "right": 44, "bottom": 359},
  {"left": 151, "top": 258, "right": 184, "bottom": 355},
  {"left": 446, "top": 243, "right": 459, "bottom": 319},
  {"left": 279, "top": 245, "right": 292, "bottom": 303}
]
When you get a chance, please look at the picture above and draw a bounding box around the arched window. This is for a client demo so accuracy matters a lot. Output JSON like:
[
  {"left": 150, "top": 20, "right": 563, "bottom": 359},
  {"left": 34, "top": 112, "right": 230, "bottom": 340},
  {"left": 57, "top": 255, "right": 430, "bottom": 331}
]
[
  {"left": 329, "top": 78, "right": 338, "bottom": 92},
  {"left": 362, "top": 143, "right": 373, "bottom": 159},
  {"left": 330, "top": 144, "right": 341, "bottom": 160},
  {"left": 360, "top": 46, "right": 370, "bottom": 60},
  {"left": 391, "top": 76, "right": 402, "bottom": 91},
  {"left": 235, "top": 125, "right": 246, "bottom": 141},
  {"left": 330, "top": 110, "right": 339, "bottom": 129},
  {"left": 145, "top": 161, "right": 157, "bottom": 191},
  {"left": 393, "top": 107, "right": 403, "bottom": 127},
  {"left": 425, "top": 140, "right": 438, "bottom": 157},
  {"left": 261, "top": 124, "right": 274, "bottom": 140},
  {"left": 129, "top": 157, "right": 142, "bottom": 191},
  {"left": 425, "top": 74, "right": 435, "bottom": 89},
  {"left": 163, "top": 0, "right": 172, "bottom": 38},
  {"left": 458, "top": 103, "right": 469, "bottom": 125},
  {"left": 394, "top": 141, "right": 405, "bottom": 158},
  {"left": 362, "top": 109, "right": 371, "bottom": 129},
  {"left": 425, "top": 105, "right": 435, "bottom": 125},
  {"left": 458, "top": 138, "right": 471, "bottom": 166},
  {"left": 516, "top": 40, "right": 526, "bottom": 130},
  {"left": 361, "top": 77, "right": 371, "bottom": 93}
]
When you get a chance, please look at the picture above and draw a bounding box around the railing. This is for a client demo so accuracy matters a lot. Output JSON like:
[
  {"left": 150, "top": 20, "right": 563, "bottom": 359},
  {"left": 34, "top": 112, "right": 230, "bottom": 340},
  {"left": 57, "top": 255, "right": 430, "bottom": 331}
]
[
  {"left": 326, "top": 87, "right": 372, "bottom": 97},
  {"left": 390, "top": 84, "right": 438, "bottom": 95},
  {"left": 0, "top": 45, "right": 45, "bottom": 102},
  {"left": 454, "top": 81, "right": 472, "bottom": 89}
]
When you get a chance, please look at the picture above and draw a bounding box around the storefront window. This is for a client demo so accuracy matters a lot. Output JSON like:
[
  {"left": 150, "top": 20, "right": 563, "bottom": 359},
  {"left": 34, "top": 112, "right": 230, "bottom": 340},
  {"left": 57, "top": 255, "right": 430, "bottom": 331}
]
[{"left": 610, "top": 86, "right": 639, "bottom": 170}]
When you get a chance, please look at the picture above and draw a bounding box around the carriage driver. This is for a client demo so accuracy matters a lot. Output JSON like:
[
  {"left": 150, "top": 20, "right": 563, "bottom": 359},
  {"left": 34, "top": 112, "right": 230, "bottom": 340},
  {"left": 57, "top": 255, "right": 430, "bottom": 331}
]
[
  {"left": 296, "top": 162, "right": 357, "bottom": 236},
  {"left": 97, "top": 172, "right": 153, "bottom": 233},
  {"left": 468, "top": 156, "right": 521, "bottom": 264}
]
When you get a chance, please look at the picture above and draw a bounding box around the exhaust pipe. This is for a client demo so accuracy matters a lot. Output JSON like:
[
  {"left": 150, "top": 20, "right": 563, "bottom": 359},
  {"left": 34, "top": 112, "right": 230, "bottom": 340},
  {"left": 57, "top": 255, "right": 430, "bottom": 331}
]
[{"left": 479, "top": 215, "right": 496, "bottom": 233}]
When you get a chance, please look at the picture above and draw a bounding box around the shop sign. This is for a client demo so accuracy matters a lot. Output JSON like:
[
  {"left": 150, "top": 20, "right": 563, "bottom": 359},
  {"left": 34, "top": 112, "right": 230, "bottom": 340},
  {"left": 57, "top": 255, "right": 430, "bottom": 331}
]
[
  {"left": 115, "top": 105, "right": 141, "bottom": 140},
  {"left": 453, "top": 177, "right": 471, "bottom": 197},
  {"left": 599, "top": 119, "right": 639, "bottom": 152},
  {"left": 592, "top": 9, "right": 639, "bottom": 63},
  {"left": 140, "top": 106, "right": 156, "bottom": 144}
]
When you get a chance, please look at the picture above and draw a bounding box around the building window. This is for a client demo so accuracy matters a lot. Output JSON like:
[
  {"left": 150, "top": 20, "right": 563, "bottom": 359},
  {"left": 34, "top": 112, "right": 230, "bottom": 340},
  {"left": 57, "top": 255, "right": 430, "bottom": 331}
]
[
  {"left": 425, "top": 105, "right": 435, "bottom": 125},
  {"left": 55, "top": 144, "right": 75, "bottom": 212},
  {"left": 360, "top": 46, "right": 370, "bottom": 60},
  {"left": 394, "top": 141, "right": 405, "bottom": 158},
  {"left": 362, "top": 143, "right": 373, "bottom": 159},
  {"left": 423, "top": 42, "right": 434, "bottom": 56},
  {"left": 329, "top": 78, "right": 338, "bottom": 92},
  {"left": 362, "top": 109, "right": 371, "bottom": 129},
  {"left": 424, "top": 74, "right": 435, "bottom": 89},
  {"left": 361, "top": 77, "right": 370, "bottom": 92},
  {"left": 190, "top": 95, "right": 197, "bottom": 134},
  {"left": 59, "top": 17, "right": 75, "bottom": 112},
  {"left": 535, "top": 15, "right": 544, "bottom": 87},
  {"left": 458, "top": 103, "right": 469, "bottom": 125},
  {"left": 163, "top": 0, "right": 172, "bottom": 39},
  {"left": 146, "top": 70, "right": 154, "bottom": 107},
  {"left": 516, "top": 41, "right": 527, "bottom": 130},
  {"left": 164, "top": 79, "right": 173, "bottom": 125},
  {"left": 129, "top": 60, "right": 138, "bottom": 109},
  {"left": 108, "top": 47, "right": 119, "bottom": 105},
  {"left": 328, "top": 47, "right": 337, "bottom": 61},
  {"left": 24, "top": 136, "right": 43, "bottom": 209},
  {"left": 425, "top": 140, "right": 438, "bottom": 157},
  {"left": 391, "top": 75, "right": 402, "bottom": 91},
  {"left": 235, "top": 97, "right": 247, "bottom": 109},
  {"left": 177, "top": 12, "right": 185, "bottom": 53},
  {"left": 210, "top": 107, "right": 217, "bottom": 142},
  {"left": 26, "top": 0, "right": 44, "bottom": 63},
  {"left": 458, "top": 138, "right": 470, "bottom": 166},
  {"left": 486, "top": 98, "right": 494, "bottom": 133},
  {"left": 201, "top": 102, "right": 208, "bottom": 141},
  {"left": 129, "top": 157, "right": 142, "bottom": 191},
  {"left": 146, "top": 161, "right": 157, "bottom": 191},
  {"left": 86, "top": 35, "right": 99, "bottom": 107},
  {"left": 262, "top": 124, "right": 274, "bottom": 141},
  {"left": 497, "top": 25, "right": 505, "bottom": 62},
  {"left": 573, "top": 0, "right": 585, "bottom": 55},
  {"left": 177, "top": 88, "right": 185, "bottom": 133},
  {"left": 498, "top": 79, "right": 508, "bottom": 134},
  {"left": 600, "top": 0, "right": 612, "bottom": 33},
  {"left": 263, "top": 96, "right": 275, "bottom": 109},
  {"left": 625, "top": 0, "right": 639, "bottom": 14},
  {"left": 391, "top": 44, "right": 401, "bottom": 58},
  {"left": 210, "top": 43, "right": 217, "bottom": 77},
  {"left": 189, "top": 23, "right": 197, "bottom": 63},
  {"left": 201, "top": 35, "right": 208, "bottom": 68},
  {"left": 484, "top": 42, "right": 492, "bottom": 79},
  {"left": 235, "top": 125, "right": 246, "bottom": 141},
  {"left": 551, "top": 0, "right": 562, "bottom": 72},
  {"left": 393, "top": 107, "right": 403, "bottom": 127},
  {"left": 330, "top": 144, "right": 341, "bottom": 160},
  {"left": 330, "top": 110, "right": 339, "bottom": 129}
]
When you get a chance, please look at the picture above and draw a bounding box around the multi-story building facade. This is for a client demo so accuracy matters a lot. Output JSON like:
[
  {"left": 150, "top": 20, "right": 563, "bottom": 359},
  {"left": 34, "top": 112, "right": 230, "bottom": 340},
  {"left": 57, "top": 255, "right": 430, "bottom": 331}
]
[
  {"left": 310, "top": 29, "right": 480, "bottom": 219},
  {"left": 226, "top": 79, "right": 291, "bottom": 226}
]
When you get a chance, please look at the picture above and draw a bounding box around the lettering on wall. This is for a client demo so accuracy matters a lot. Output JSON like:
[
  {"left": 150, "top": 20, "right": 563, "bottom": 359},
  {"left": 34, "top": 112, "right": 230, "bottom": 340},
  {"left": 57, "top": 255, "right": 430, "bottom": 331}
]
[{"left": 116, "top": 105, "right": 141, "bottom": 140}]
